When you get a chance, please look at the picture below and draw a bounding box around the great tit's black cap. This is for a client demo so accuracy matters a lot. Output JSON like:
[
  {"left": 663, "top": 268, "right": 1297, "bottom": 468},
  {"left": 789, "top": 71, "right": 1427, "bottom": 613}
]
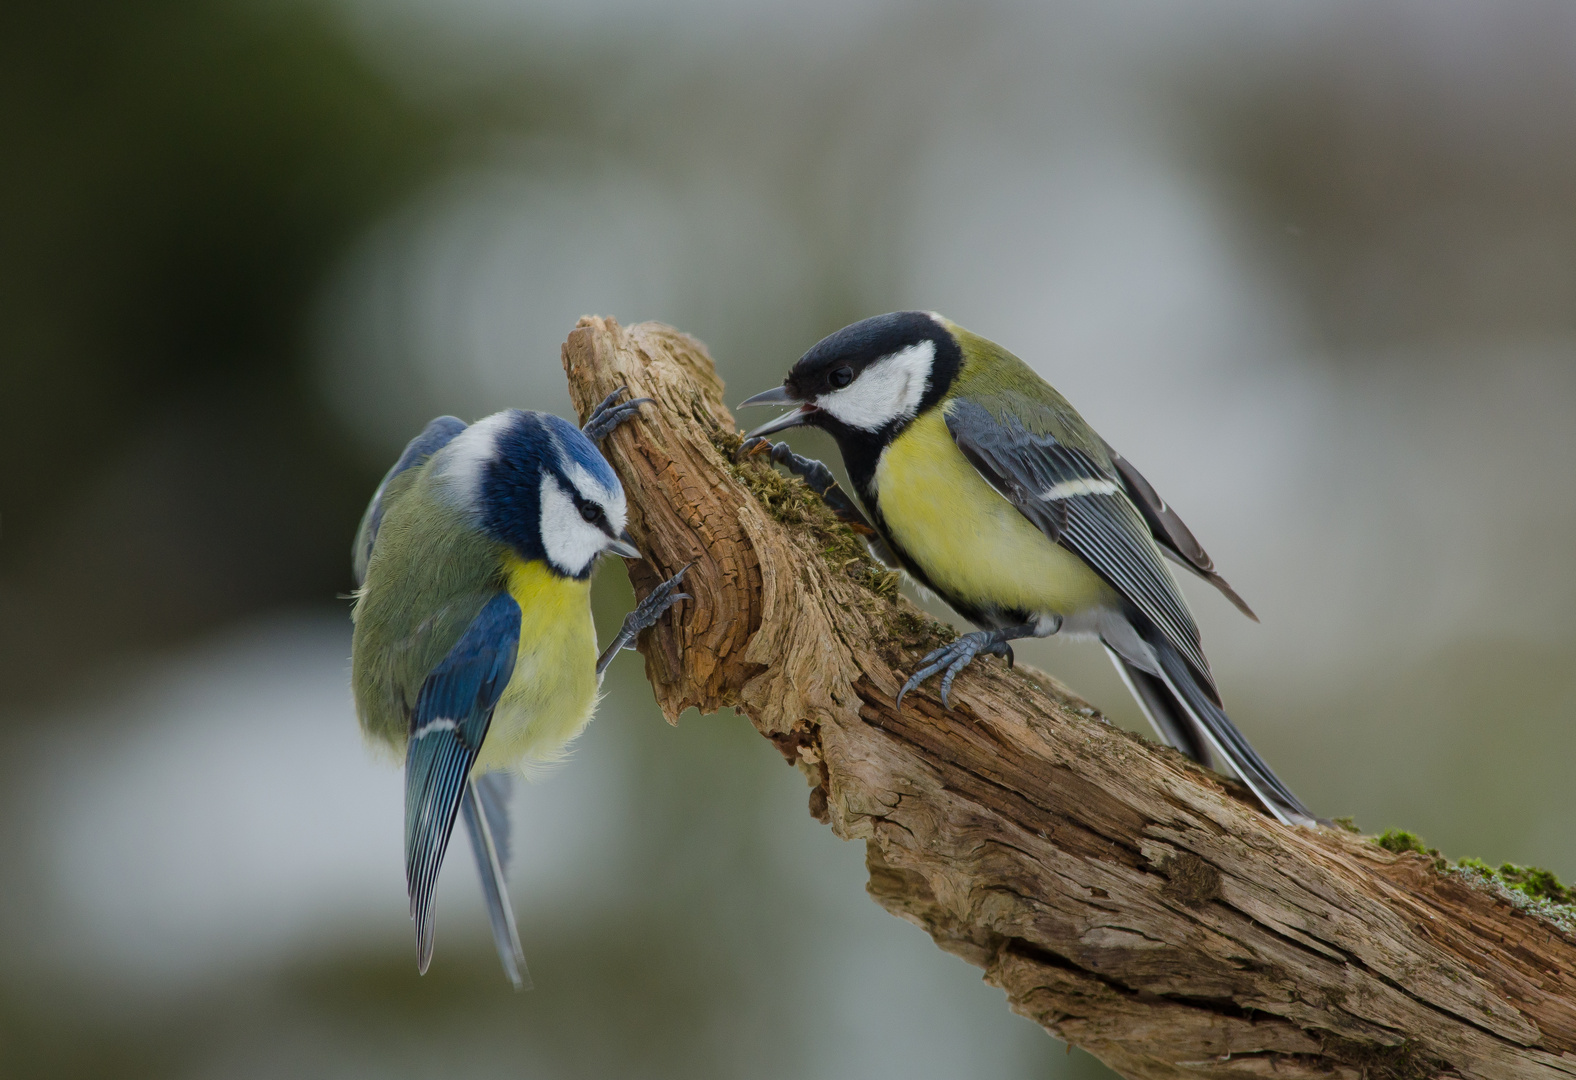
[{"left": 786, "top": 311, "right": 949, "bottom": 399}]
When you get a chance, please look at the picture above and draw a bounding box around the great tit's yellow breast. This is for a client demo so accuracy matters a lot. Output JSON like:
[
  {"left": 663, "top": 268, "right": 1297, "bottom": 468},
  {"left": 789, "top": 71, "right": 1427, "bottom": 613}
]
[
  {"left": 477, "top": 556, "right": 599, "bottom": 771},
  {"left": 874, "top": 406, "right": 1117, "bottom": 618}
]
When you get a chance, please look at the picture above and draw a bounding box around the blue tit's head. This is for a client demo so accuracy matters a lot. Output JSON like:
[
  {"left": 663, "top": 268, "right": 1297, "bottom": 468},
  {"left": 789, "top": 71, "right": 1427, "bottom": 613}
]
[{"left": 438, "top": 410, "right": 635, "bottom": 579}]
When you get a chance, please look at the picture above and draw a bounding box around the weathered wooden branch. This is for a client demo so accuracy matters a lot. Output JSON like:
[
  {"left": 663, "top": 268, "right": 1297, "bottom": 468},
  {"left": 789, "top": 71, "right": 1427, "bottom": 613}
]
[{"left": 562, "top": 316, "right": 1576, "bottom": 1080}]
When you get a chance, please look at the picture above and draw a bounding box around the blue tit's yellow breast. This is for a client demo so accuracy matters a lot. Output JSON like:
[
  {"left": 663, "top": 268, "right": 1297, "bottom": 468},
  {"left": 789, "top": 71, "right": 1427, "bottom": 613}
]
[
  {"left": 475, "top": 556, "right": 600, "bottom": 771},
  {"left": 873, "top": 406, "right": 1116, "bottom": 618}
]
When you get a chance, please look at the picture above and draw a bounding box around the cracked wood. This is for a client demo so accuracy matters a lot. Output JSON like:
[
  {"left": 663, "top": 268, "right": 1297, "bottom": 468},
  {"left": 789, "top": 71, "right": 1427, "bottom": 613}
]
[{"left": 562, "top": 316, "right": 1576, "bottom": 1080}]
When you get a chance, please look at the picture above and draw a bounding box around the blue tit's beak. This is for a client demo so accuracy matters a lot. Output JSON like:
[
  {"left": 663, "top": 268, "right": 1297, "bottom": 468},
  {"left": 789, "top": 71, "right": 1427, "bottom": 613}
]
[
  {"left": 607, "top": 530, "right": 642, "bottom": 560},
  {"left": 739, "top": 385, "right": 817, "bottom": 439}
]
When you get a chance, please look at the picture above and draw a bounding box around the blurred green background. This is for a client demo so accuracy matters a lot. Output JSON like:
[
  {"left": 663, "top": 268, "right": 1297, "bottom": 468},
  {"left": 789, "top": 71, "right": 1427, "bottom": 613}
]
[{"left": 3, "top": 1, "right": 1574, "bottom": 1077}]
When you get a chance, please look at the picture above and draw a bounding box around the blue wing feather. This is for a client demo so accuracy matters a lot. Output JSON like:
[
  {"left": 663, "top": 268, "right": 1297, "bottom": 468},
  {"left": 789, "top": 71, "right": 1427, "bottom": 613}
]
[
  {"left": 353, "top": 416, "right": 469, "bottom": 585},
  {"left": 404, "top": 591, "right": 521, "bottom": 974}
]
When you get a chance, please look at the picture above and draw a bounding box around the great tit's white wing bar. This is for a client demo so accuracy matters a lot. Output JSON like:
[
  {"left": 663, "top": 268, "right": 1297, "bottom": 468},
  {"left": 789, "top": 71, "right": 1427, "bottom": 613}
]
[
  {"left": 405, "top": 591, "right": 521, "bottom": 975},
  {"left": 1104, "top": 443, "right": 1259, "bottom": 622},
  {"left": 353, "top": 416, "right": 469, "bottom": 586},
  {"left": 944, "top": 400, "right": 1213, "bottom": 692}
]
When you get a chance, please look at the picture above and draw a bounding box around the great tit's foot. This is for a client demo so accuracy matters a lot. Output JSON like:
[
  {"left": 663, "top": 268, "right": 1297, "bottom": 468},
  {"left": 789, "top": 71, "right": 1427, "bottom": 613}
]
[
  {"left": 896, "top": 628, "right": 1017, "bottom": 710},
  {"left": 738, "top": 436, "right": 875, "bottom": 533},
  {"left": 596, "top": 564, "right": 690, "bottom": 675},
  {"left": 583, "top": 386, "right": 654, "bottom": 443}
]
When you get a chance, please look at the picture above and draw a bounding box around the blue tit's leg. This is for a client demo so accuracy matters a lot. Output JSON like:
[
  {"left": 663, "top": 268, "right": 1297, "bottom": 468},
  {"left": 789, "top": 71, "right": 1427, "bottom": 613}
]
[
  {"left": 896, "top": 621, "right": 1047, "bottom": 711},
  {"left": 461, "top": 776, "right": 529, "bottom": 990},
  {"left": 596, "top": 564, "right": 691, "bottom": 675},
  {"left": 738, "top": 436, "right": 876, "bottom": 533},
  {"left": 582, "top": 385, "right": 655, "bottom": 443}
]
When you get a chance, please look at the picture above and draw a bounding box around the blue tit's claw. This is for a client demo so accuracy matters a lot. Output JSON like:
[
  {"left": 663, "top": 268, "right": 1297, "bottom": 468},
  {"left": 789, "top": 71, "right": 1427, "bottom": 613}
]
[
  {"left": 634, "top": 564, "right": 691, "bottom": 628},
  {"left": 597, "top": 564, "right": 690, "bottom": 675},
  {"left": 582, "top": 386, "right": 654, "bottom": 443}
]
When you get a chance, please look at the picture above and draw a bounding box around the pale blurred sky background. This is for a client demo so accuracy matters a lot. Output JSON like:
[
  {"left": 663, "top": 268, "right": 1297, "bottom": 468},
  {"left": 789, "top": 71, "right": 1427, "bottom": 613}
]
[{"left": 3, "top": 1, "right": 1575, "bottom": 1077}]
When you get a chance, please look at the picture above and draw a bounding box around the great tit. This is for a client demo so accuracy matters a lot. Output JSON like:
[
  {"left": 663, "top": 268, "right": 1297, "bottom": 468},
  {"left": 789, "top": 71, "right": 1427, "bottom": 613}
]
[
  {"left": 740, "top": 312, "right": 1313, "bottom": 827},
  {"left": 351, "top": 389, "right": 687, "bottom": 986}
]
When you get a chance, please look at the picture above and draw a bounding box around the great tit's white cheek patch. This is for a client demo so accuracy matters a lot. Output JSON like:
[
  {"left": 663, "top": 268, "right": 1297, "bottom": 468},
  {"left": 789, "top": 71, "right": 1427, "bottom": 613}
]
[
  {"left": 538, "top": 475, "right": 608, "bottom": 577},
  {"left": 815, "top": 340, "right": 935, "bottom": 432}
]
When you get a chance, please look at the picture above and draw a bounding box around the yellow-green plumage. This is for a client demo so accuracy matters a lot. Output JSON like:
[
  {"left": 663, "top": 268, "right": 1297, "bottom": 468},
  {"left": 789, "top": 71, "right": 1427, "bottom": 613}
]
[
  {"left": 871, "top": 320, "right": 1126, "bottom": 620},
  {"left": 874, "top": 406, "right": 1118, "bottom": 617},
  {"left": 351, "top": 456, "right": 598, "bottom": 773}
]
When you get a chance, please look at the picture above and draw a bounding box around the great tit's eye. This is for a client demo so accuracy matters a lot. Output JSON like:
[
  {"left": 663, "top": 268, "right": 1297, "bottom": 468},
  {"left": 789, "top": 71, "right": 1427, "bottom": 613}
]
[
  {"left": 580, "top": 503, "right": 601, "bottom": 523},
  {"left": 829, "top": 366, "right": 854, "bottom": 389}
]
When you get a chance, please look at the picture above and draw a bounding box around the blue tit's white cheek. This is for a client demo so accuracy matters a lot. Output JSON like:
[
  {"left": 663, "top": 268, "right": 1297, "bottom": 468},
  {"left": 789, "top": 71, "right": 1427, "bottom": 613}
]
[
  {"left": 538, "top": 476, "right": 609, "bottom": 576},
  {"left": 814, "top": 340, "right": 936, "bottom": 432}
]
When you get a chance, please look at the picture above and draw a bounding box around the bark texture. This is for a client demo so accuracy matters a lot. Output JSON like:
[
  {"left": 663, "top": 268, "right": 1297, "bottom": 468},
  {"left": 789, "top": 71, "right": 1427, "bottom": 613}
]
[{"left": 562, "top": 316, "right": 1576, "bottom": 1080}]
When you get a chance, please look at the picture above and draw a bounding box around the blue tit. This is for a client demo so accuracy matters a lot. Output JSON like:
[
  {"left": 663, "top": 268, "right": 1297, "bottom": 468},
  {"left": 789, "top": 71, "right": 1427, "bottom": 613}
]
[
  {"left": 351, "top": 389, "right": 687, "bottom": 987},
  {"left": 740, "top": 312, "right": 1313, "bottom": 827}
]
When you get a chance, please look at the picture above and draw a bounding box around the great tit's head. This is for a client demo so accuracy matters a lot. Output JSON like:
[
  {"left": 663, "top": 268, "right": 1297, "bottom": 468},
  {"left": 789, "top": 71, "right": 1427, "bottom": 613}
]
[
  {"left": 740, "top": 311, "right": 963, "bottom": 442},
  {"left": 439, "top": 410, "right": 637, "bottom": 579}
]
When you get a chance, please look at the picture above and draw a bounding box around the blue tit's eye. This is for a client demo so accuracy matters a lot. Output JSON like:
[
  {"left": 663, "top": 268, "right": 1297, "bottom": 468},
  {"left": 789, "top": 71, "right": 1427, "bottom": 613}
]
[
  {"left": 580, "top": 503, "right": 600, "bottom": 523},
  {"left": 830, "top": 366, "right": 854, "bottom": 389}
]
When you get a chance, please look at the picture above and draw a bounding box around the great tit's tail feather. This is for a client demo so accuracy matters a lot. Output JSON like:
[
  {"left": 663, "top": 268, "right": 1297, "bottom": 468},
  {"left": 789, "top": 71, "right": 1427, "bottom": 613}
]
[
  {"left": 461, "top": 776, "right": 529, "bottom": 990},
  {"left": 1105, "top": 625, "right": 1315, "bottom": 827},
  {"left": 1104, "top": 646, "right": 1212, "bottom": 769}
]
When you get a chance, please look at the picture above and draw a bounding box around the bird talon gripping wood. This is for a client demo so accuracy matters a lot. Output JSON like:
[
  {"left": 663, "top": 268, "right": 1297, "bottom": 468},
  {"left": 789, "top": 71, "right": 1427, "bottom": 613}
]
[
  {"left": 740, "top": 312, "right": 1314, "bottom": 827},
  {"left": 350, "top": 394, "right": 683, "bottom": 987}
]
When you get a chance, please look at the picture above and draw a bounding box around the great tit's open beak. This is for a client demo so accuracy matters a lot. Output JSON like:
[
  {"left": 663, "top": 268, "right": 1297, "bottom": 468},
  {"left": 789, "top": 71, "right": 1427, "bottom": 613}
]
[
  {"left": 739, "top": 385, "right": 817, "bottom": 439},
  {"left": 607, "top": 530, "right": 641, "bottom": 560}
]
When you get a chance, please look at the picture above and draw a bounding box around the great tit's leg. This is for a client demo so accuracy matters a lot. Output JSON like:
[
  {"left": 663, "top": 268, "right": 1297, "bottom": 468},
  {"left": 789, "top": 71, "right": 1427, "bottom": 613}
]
[
  {"left": 896, "top": 622, "right": 1043, "bottom": 710},
  {"left": 737, "top": 436, "right": 876, "bottom": 533},
  {"left": 596, "top": 564, "right": 691, "bottom": 675},
  {"left": 582, "top": 385, "right": 655, "bottom": 443}
]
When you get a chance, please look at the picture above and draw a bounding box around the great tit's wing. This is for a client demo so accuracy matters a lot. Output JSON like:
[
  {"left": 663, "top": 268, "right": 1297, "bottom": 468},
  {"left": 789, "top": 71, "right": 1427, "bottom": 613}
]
[
  {"left": 406, "top": 591, "right": 521, "bottom": 975},
  {"left": 943, "top": 399, "right": 1213, "bottom": 691},
  {"left": 353, "top": 416, "right": 469, "bottom": 585},
  {"left": 1101, "top": 442, "right": 1258, "bottom": 621}
]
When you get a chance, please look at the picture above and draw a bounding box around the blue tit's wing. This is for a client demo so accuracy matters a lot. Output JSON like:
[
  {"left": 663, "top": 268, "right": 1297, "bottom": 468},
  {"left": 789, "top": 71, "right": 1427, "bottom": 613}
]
[
  {"left": 1101, "top": 440, "right": 1257, "bottom": 621},
  {"left": 406, "top": 591, "right": 521, "bottom": 974},
  {"left": 353, "top": 416, "right": 469, "bottom": 585},
  {"left": 943, "top": 399, "right": 1212, "bottom": 689}
]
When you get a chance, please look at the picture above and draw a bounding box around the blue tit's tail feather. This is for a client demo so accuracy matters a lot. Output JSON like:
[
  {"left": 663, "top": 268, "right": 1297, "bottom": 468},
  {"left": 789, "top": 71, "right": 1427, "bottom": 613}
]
[
  {"left": 403, "top": 593, "right": 521, "bottom": 975},
  {"left": 462, "top": 774, "right": 530, "bottom": 990},
  {"left": 1106, "top": 622, "right": 1315, "bottom": 827}
]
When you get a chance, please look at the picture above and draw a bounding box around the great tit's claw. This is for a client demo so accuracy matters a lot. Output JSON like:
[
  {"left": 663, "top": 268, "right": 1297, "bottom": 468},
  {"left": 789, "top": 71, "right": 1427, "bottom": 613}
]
[
  {"left": 895, "top": 630, "right": 1011, "bottom": 710},
  {"left": 583, "top": 386, "right": 654, "bottom": 443},
  {"left": 736, "top": 435, "right": 771, "bottom": 462},
  {"left": 742, "top": 437, "right": 877, "bottom": 532}
]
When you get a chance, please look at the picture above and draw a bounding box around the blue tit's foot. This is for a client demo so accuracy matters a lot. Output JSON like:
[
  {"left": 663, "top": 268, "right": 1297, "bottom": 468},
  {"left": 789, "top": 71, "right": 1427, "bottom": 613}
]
[
  {"left": 738, "top": 436, "right": 875, "bottom": 533},
  {"left": 596, "top": 564, "right": 691, "bottom": 675},
  {"left": 896, "top": 621, "right": 1041, "bottom": 710},
  {"left": 583, "top": 385, "right": 655, "bottom": 443}
]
